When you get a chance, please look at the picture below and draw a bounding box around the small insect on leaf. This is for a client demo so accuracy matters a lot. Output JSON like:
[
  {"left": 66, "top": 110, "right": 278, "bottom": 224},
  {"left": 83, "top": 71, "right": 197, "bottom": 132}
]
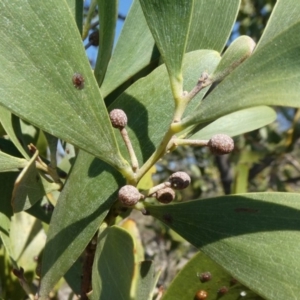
[{"left": 72, "top": 73, "right": 85, "bottom": 89}]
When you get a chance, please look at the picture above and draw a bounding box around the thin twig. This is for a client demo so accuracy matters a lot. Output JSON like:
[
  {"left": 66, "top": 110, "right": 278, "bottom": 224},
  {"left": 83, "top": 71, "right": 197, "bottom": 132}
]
[{"left": 120, "top": 128, "right": 139, "bottom": 173}]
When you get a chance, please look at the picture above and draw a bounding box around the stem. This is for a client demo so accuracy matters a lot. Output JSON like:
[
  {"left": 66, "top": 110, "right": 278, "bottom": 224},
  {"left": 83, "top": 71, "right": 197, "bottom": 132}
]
[
  {"left": 169, "top": 138, "right": 209, "bottom": 148},
  {"left": 137, "top": 71, "right": 210, "bottom": 181},
  {"left": 12, "top": 267, "right": 35, "bottom": 300},
  {"left": 133, "top": 201, "right": 147, "bottom": 212},
  {"left": 120, "top": 128, "right": 139, "bottom": 173},
  {"left": 137, "top": 127, "right": 175, "bottom": 180},
  {"left": 80, "top": 233, "right": 97, "bottom": 300},
  {"left": 82, "top": 0, "right": 97, "bottom": 40},
  {"left": 145, "top": 182, "right": 171, "bottom": 196},
  {"left": 186, "top": 72, "right": 209, "bottom": 101},
  {"left": 172, "top": 72, "right": 209, "bottom": 122}
]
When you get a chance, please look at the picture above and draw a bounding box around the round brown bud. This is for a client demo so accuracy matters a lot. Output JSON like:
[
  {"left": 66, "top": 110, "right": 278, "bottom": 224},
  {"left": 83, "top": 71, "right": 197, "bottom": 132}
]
[
  {"left": 218, "top": 286, "right": 229, "bottom": 295},
  {"left": 195, "top": 290, "right": 208, "bottom": 300},
  {"left": 118, "top": 185, "right": 140, "bottom": 206},
  {"left": 168, "top": 172, "right": 191, "bottom": 190},
  {"left": 198, "top": 271, "right": 212, "bottom": 282},
  {"left": 208, "top": 134, "right": 234, "bottom": 155},
  {"left": 155, "top": 187, "right": 175, "bottom": 204},
  {"left": 109, "top": 109, "right": 128, "bottom": 129}
]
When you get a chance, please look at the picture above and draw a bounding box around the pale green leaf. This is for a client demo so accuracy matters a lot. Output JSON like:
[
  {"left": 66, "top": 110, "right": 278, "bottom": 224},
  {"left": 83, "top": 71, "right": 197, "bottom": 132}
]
[
  {"left": 95, "top": 0, "right": 118, "bottom": 86},
  {"left": 209, "top": 35, "right": 256, "bottom": 83},
  {"left": 0, "top": 107, "right": 30, "bottom": 159},
  {"left": 10, "top": 213, "right": 45, "bottom": 271},
  {"left": 0, "top": 151, "right": 28, "bottom": 172},
  {"left": 91, "top": 226, "right": 135, "bottom": 300},
  {"left": 233, "top": 164, "right": 249, "bottom": 194},
  {"left": 256, "top": 0, "right": 300, "bottom": 49},
  {"left": 188, "top": 106, "right": 276, "bottom": 140},
  {"left": 187, "top": 0, "right": 240, "bottom": 52},
  {"left": 11, "top": 151, "right": 45, "bottom": 213},
  {"left": 180, "top": 4, "right": 300, "bottom": 128},
  {"left": 139, "top": 0, "right": 194, "bottom": 97},
  {"left": 135, "top": 261, "right": 159, "bottom": 300},
  {"left": 66, "top": 0, "right": 83, "bottom": 34},
  {"left": 0, "top": 0, "right": 127, "bottom": 171},
  {"left": 148, "top": 193, "right": 300, "bottom": 300},
  {"left": 101, "top": 0, "right": 158, "bottom": 97}
]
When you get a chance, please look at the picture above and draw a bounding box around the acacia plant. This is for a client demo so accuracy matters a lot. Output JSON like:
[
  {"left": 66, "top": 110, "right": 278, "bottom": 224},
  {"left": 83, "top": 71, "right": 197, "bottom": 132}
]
[{"left": 1, "top": 0, "right": 300, "bottom": 299}]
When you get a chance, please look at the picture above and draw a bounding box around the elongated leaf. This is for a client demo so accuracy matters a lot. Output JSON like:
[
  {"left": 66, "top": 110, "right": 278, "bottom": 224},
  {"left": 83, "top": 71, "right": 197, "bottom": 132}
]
[
  {"left": 0, "top": 152, "right": 27, "bottom": 172},
  {"left": 0, "top": 0, "right": 127, "bottom": 171},
  {"left": 120, "top": 219, "right": 144, "bottom": 263},
  {"left": 95, "top": 0, "right": 118, "bottom": 87},
  {"left": 147, "top": 193, "right": 300, "bottom": 300},
  {"left": 11, "top": 151, "right": 46, "bottom": 213},
  {"left": 135, "top": 261, "right": 159, "bottom": 300},
  {"left": 10, "top": 213, "right": 44, "bottom": 271},
  {"left": 209, "top": 35, "right": 256, "bottom": 83},
  {"left": 0, "top": 172, "right": 18, "bottom": 262},
  {"left": 139, "top": 0, "right": 194, "bottom": 97},
  {"left": 187, "top": 0, "right": 240, "bottom": 52},
  {"left": 180, "top": 3, "right": 300, "bottom": 128},
  {"left": 188, "top": 106, "right": 276, "bottom": 140},
  {"left": 0, "top": 107, "right": 30, "bottom": 159},
  {"left": 101, "top": 0, "right": 158, "bottom": 97},
  {"left": 162, "top": 251, "right": 262, "bottom": 300},
  {"left": 256, "top": 0, "right": 300, "bottom": 49},
  {"left": 25, "top": 198, "right": 52, "bottom": 225},
  {"left": 66, "top": 0, "right": 83, "bottom": 34},
  {"left": 91, "top": 226, "right": 135, "bottom": 300},
  {"left": 40, "top": 151, "right": 125, "bottom": 298},
  {"left": 233, "top": 164, "right": 249, "bottom": 194}
]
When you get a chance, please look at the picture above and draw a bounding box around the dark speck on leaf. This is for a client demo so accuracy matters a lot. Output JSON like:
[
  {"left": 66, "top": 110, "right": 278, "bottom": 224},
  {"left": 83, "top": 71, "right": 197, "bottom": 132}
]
[{"left": 72, "top": 73, "right": 84, "bottom": 89}]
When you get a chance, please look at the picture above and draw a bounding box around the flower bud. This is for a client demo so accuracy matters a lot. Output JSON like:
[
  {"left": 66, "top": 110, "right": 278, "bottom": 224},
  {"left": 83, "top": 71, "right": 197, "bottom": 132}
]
[
  {"left": 168, "top": 171, "right": 191, "bottom": 190},
  {"left": 118, "top": 185, "right": 140, "bottom": 206},
  {"left": 155, "top": 187, "right": 175, "bottom": 204},
  {"left": 208, "top": 134, "right": 234, "bottom": 155},
  {"left": 109, "top": 109, "right": 128, "bottom": 129}
]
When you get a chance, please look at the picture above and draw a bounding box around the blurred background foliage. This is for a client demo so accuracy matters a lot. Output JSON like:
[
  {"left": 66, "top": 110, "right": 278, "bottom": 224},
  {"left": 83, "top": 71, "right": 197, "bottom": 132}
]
[{"left": 3, "top": 0, "right": 300, "bottom": 299}]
